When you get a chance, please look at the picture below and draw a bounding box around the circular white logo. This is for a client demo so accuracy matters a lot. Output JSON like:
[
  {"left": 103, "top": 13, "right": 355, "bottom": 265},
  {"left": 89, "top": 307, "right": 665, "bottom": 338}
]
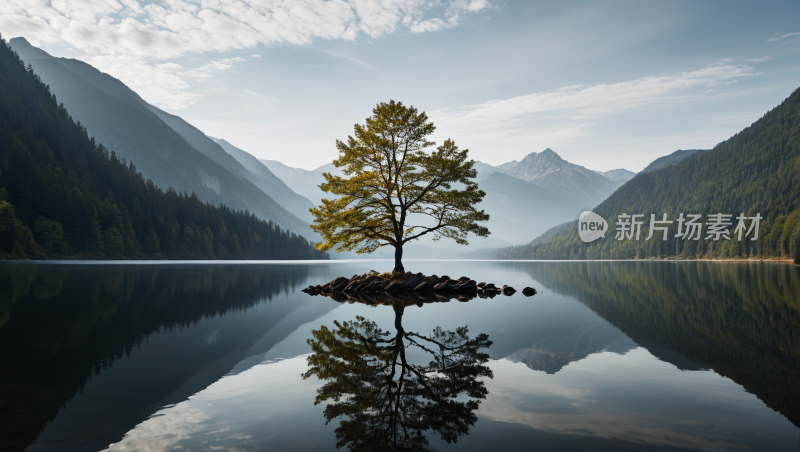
[{"left": 578, "top": 211, "right": 607, "bottom": 243}]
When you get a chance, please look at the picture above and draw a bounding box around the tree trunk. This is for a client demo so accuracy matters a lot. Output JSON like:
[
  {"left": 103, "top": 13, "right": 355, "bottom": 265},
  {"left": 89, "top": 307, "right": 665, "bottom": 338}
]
[
  {"left": 394, "top": 245, "right": 405, "bottom": 274},
  {"left": 393, "top": 304, "right": 405, "bottom": 334}
]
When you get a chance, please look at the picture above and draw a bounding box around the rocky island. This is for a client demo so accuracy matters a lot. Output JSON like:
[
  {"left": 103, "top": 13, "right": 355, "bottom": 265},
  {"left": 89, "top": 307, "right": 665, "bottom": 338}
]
[{"left": 302, "top": 271, "right": 537, "bottom": 306}]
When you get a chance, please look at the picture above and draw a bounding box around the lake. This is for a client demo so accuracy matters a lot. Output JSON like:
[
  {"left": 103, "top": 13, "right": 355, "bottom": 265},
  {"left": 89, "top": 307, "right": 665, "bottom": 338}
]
[{"left": 1, "top": 260, "right": 799, "bottom": 451}]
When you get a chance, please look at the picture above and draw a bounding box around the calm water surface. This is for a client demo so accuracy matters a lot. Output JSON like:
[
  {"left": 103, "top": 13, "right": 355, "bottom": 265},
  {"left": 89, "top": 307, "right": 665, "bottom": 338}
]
[{"left": 1, "top": 260, "right": 799, "bottom": 451}]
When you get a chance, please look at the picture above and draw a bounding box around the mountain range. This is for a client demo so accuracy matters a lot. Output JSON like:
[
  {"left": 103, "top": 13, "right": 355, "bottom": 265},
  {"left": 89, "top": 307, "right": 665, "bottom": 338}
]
[
  {"left": 495, "top": 86, "right": 800, "bottom": 261},
  {"left": 8, "top": 36, "right": 739, "bottom": 257},
  {"left": 0, "top": 37, "right": 324, "bottom": 260},
  {"left": 487, "top": 148, "right": 631, "bottom": 205},
  {"left": 8, "top": 37, "right": 313, "bottom": 239},
  {"left": 263, "top": 149, "right": 635, "bottom": 248}
]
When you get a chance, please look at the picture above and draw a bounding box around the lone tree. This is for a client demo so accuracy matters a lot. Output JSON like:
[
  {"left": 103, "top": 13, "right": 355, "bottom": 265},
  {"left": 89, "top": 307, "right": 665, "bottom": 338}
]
[{"left": 310, "top": 100, "right": 489, "bottom": 274}]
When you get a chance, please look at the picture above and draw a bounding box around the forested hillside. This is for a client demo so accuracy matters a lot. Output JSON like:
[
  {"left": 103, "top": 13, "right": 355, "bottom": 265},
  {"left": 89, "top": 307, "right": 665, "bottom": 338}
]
[
  {"left": 496, "top": 87, "right": 800, "bottom": 261},
  {"left": 0, "top": 37, "right": 326, "bottom": 260},
  {"left": 8, "top": 37, "right": 313, "bottom": 239},
  {"left": 639, "top": 148, "right": 708, "bottom": 174}
]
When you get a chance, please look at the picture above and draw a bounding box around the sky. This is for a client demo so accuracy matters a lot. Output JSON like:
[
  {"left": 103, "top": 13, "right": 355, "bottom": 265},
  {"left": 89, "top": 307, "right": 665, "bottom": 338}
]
[{"left": 2, "top": 0, "right": 800, "bottom": 171}]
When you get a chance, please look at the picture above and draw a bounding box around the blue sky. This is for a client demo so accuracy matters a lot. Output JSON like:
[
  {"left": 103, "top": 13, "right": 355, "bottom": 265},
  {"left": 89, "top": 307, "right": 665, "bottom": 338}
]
[{"left": 3, "top": 0, "right": 799, "bottom": 170}]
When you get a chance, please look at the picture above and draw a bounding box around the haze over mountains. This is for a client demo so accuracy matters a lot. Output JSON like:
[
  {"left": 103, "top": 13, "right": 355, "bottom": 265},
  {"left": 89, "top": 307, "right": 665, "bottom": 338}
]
[
  {"left": 6, "top": 36, "right": 737, "bottom": 258},
  {"left": 262, "top": 149, "right": 637, "bottom": 249},
  {"left": 9, "top": 37, "right": 313, "bottom": 239},
  {"left": 0, "top": 38, "right": 324, "bottom": 260},
  {"left": 497, "top": 87, "right": 800, "bottom": 261},
  {"left": 210, "top": 138, "right": 316, "bottom": 222}
]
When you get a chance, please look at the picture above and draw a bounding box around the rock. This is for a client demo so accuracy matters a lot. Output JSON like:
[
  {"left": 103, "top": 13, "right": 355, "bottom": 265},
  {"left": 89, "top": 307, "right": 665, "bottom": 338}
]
[
  {"left": 331, "top": 280, "right": 349, "bottom": 292},
  {"left": 375, "top": 280, "right": 391, "bottom": 290},
  {"left": 522, "top": 287, "right": 537, "bottom": 296},
  {"left": 384, "top": 281, "right": 400, "bottom": 292},
  {"left": 501, "top": 286, "right": 516, "bottom": 295},
  {"left": 401, "top": 277, "right": 422, "bottom": 291},
  {"left": 483, "top": 283, "right": 496, "bottom": 290},
  {"left": 309, "top": 273, "right": 488, "bottom": 304},
  {"left": 343, "top": 281, "right": 358, "bottom": 292},
  {"left": 433, "top": 281, "right": 454, "bottom": 292},
  {"left": 477, "top": 282, "right": 486, "bottom": 287}
]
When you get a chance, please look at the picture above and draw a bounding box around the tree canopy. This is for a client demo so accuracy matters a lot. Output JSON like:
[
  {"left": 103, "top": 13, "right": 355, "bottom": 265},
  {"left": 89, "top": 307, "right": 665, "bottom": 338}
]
[{"left": 310, "top": 101, "right": 489, "bottom": 273}]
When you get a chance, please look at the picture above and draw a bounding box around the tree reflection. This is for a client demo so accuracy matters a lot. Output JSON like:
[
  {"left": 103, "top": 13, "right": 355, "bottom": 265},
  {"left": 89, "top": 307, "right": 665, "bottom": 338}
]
[{"left": 302, "top": 304, "right": 493, "bottom": 451}]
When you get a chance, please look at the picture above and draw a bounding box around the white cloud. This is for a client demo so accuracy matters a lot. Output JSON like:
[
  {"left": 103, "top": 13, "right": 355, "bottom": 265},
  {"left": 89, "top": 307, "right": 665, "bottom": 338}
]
[
  {"left": 430, "top": 62, "right": 759, "bottom": 162},
  {"left": 436, "top": 63, "right": 756, "bottom": 127},
  {"left": 744, "top": 56, "right": 773, "bottom": 63},
  {"left": 87, "top": 55, "right": 199, "bottom": 109},
  {"left": 316, "top": 48, "right": 381, "bottom": 71},
  {"left": 410, "top": 18, "right": 447, "bottom": 33},
  {"left": 768, "top": 31, "right": 800, "bottom": 42},
  {"left": 1, "top": 0, "right": 491, "bottom": 58},
  {"left": 249, "top": 54, "right": 262, "bottom": 58},
  {"left": 1, "top": 0, "right": 491, "bottom": 109}
]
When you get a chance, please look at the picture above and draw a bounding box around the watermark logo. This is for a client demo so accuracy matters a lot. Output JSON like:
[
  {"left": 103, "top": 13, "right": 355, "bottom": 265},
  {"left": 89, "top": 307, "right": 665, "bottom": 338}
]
[
  {"left": 578, "top": 211, "right": 608, "bottom": 243},
  {"left": 576, "top": 212, "right": 763, "bottom": 243}
]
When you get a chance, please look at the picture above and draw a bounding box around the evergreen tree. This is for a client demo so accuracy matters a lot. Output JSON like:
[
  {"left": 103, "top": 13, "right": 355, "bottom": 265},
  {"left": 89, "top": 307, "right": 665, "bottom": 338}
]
[{"left": 0, "top": 36, "right": 326, "bottom": 261}]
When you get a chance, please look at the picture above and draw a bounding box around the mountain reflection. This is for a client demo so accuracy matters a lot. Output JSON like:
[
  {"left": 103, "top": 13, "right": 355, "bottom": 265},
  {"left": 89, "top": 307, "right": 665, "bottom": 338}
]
[
  {"left": 0, "top": 263, "right": 313, "bottom": 452},
  {"left": 521, "top": 261, "right": 800, "bottom": 428},
  {"left": 302, "top": 304, "right": 493, "bottom": 452}
]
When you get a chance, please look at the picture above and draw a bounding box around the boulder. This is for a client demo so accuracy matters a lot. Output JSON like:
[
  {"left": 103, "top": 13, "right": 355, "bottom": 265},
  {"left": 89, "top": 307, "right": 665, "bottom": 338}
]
[
  {"left": 331, "top": 280, "right": 349, "bottom": 292},
  {"left": 433, "top": 281, "right": 454, "bottom": 292},
  {"left": 522, "top": 287, "right": 537, "bottom": 296},
  {"left": 501, "top": 285, "right": 516, "bottom": 295}
]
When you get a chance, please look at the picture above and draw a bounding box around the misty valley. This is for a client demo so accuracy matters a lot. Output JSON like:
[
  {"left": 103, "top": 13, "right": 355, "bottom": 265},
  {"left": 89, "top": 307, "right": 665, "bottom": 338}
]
[{"left": 2, "top": 2, "right": 800, "bottom": 451}]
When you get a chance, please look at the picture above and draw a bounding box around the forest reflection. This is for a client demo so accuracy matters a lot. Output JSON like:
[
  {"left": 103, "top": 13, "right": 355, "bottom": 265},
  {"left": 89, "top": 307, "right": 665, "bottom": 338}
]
[
  {"left": 0, "top": 263, "right": 312, "bottom": 451},
  {"left": 302, "top": 304, "right": 493, "bottom": 452},
  {"left": 520, "top": 261, "right": 800, "bottom": 428}
]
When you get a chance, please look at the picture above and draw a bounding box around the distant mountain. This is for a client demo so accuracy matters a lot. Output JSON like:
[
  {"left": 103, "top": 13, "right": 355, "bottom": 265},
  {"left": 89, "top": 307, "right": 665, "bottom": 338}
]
[
  {"left": 473, "top": 161, "right": 501, "bottom": 182},
  {"left": 260, "top": 160, "right": 341, "bottom": 207},
  {"left": 0, "top": 38, "right": 325, "bottom": 260},
  {"left": 640, "top": 149, "right": 708, "bottom": 174},
  {"left": 210, "top": 138, "right": 315, "bottom": 222},
  {"left": 497, "top": 160, "right": 519, "bottom": 171},
  {"left": 8, "top": 37, "right": 311, "bottom": 238},
  {"left": 595, "top": 168, "right": 636, "bottom": 182},
  {"left": 496, "top": 87, "right": 800, "bottom": 261},
  {"left": 477, "top": 172, "right": 591, "bottom": 244},
  {"left": 497, "top": 148, "right": 623, "bottom": 205},
  {"left": 264, "top": 151, "right": 629, "bottom": 246}
]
